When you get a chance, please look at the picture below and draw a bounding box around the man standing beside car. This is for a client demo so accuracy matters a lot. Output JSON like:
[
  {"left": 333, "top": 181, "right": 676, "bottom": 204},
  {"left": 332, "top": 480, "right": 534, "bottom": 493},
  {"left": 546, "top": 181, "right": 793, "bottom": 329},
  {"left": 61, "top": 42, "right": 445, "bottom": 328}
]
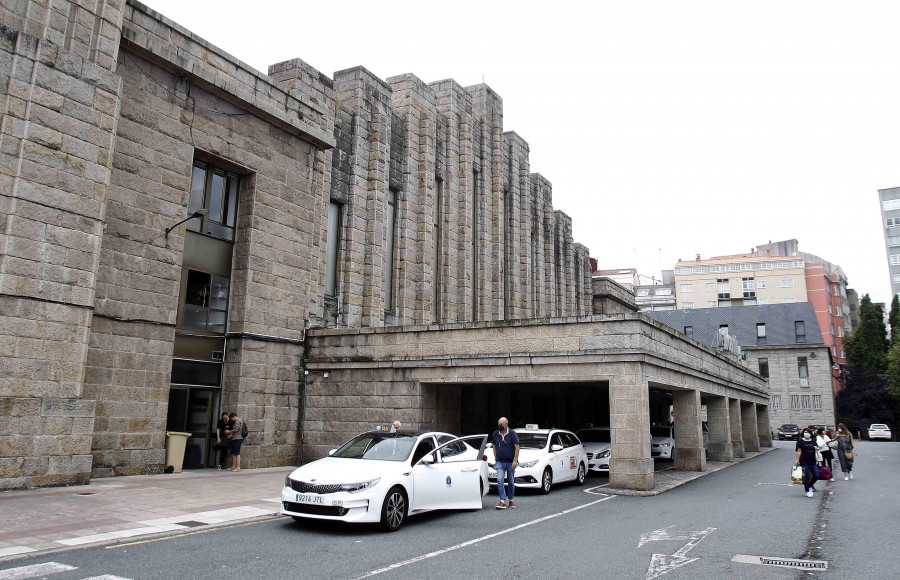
[{"left": 492, "top": 417, "right": 519, "bottom": 510}]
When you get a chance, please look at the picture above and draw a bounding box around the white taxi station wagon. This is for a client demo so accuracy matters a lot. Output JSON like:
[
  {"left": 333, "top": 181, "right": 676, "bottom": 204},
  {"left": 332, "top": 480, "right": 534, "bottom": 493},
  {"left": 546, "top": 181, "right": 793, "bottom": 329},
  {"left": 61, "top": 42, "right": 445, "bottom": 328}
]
[
  {"left": 282, "top": 431, "right": 488, "bottom": 532},
  {"left": 487, "top": 427, "right": 588, "bottom": 494}
]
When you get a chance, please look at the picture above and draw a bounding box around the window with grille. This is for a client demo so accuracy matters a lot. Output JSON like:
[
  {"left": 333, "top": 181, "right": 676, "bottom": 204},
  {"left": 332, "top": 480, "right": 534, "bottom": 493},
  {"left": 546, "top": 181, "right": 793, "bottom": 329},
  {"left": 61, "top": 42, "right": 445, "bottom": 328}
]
[
  {"left": 791, "top": 395, "right": 800, "bottom": 411},
  {"left": 771, "top": 394, "right": 781, "bottom": 410},
  {"left": 680, "top": 284, "right": 693, "bottom": 293},
  {"left": 813, "top": 395, "right": 822, "bottom": 410},
  {"left": 801, "top": 395, "right": 811, "bottom": 410},
  {"left": 781, "top": 278, "right": 795, "bottom": 288},
  {"left": 682, "top": 302, "right": 694, "bottom": 309},
  {"left": 757, "top": 280, "right": 767, "bottom": 289}
]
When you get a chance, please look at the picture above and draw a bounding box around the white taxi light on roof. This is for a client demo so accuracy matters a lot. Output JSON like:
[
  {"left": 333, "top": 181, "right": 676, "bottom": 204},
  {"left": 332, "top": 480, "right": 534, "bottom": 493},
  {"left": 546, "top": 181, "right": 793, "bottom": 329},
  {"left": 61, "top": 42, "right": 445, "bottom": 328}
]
[{"left": 525, "top": 423, "right": 539, "bottom": 429}]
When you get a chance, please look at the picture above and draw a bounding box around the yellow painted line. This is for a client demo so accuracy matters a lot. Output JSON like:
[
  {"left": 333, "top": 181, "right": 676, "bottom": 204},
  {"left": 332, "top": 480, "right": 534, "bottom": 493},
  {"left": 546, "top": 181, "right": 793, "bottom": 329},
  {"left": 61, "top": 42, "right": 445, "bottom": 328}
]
[{"left": 106, "top": 516, "right": 286, "bottom": 549}]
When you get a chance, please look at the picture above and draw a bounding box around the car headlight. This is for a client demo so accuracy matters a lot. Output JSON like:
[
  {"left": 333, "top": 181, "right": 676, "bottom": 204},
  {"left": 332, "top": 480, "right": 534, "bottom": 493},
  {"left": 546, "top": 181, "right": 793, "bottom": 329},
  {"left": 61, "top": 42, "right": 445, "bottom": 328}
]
[
  {"left": 518, "top": 460, "right": 538, "bottom": 468},
  {"left": 285, "top": 475, "right": 292, "bottom": 487},
  {"left": 598, "top": 450, "right": 611, "bottom": 459},
  {"left": 661, "top": 442, "right": 670, "bottom": 447},
  {"left": 339, "top": 478, "right": 380, "bottom": 493}
]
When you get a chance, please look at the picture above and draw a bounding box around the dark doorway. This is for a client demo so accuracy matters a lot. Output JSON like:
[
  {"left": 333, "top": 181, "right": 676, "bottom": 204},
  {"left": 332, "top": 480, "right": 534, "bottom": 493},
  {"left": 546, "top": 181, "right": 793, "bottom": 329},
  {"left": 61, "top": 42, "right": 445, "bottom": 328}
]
[{"left": 459, "top": 382, "right": 609, "bottom": 435}]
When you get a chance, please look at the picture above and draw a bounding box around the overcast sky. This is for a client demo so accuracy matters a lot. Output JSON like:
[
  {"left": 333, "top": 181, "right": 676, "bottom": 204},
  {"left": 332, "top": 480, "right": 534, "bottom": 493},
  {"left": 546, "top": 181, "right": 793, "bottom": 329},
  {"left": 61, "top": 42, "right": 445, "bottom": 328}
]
[{"left": 142, "top": 0, "right": 900, "bottom": 304}]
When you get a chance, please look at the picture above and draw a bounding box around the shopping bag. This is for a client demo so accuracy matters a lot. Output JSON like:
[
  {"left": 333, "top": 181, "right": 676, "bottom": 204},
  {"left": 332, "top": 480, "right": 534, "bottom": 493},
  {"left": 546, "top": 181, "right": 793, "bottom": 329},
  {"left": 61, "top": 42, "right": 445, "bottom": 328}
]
[
  {"left": 791, "top": 464, "right": 804, "bottom": 484},
  {"left": 819, "top": 465, "right": 832, "bottom": 480}
]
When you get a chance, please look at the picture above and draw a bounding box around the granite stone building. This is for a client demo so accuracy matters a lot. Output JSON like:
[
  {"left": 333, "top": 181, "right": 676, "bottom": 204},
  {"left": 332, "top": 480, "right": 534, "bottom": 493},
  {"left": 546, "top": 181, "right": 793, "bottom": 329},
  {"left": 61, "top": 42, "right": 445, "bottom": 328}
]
[
  {"left": 0, "top": 0, "right": 592, "bottom": 489},
  {"left": 1, "top": 1, "right": 772, "bottom": 493}
]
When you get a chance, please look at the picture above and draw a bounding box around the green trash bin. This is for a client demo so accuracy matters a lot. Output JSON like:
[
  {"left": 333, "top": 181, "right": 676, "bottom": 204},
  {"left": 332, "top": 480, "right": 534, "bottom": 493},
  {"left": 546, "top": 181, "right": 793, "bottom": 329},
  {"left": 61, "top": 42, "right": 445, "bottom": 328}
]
[{"left": 165, "top": 431, "right": 192, "bottom": 473}]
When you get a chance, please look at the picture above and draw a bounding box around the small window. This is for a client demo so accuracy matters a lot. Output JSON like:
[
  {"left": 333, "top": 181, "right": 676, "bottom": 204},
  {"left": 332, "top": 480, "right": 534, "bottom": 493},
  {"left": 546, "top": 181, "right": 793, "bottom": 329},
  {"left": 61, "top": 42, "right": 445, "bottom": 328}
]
[
  {"left": 187, "top": 161, "right": 240, "bottom": 242},
  {"left": 718, "top": 300, "right": 731, "bottom": 307},
  {"left": 782, "top": 297, "right": 797, "bottom": 303},
  {"left": 325, "top": 202, "right": 343, "bottom": 297},
  {"left": 758, "top": 357, "right": 769, "bottom": 378},
  {"left": 891, "top": 255, "right": 900, "bottom": 266},
  {"left": 757, "top": 323, "right": 766, "bottom": 344},
  {"left": 795, "top": 321, "right": 806, "bottom": 343},
  {"left": 637, "top": 289, "right": 650, "bottom": 297},
  {"left": 813, "top": 395, "right": 822, "bottom": 410},
  {"left": 798, "top": 356, "right": 809, "bottom": 387},
  {"left": 744, "top": 299, "right": 757, "bottom": 305},
  {"left": 682, "top": 302, "right": 694, "bottom": 309},
  {"left": 684, "top": 325, "right": 694, "bottom": 338},
  {"left": 771, "top": 394, "right": 781, "bottom": 410},
  {"left": 655, "top": 287, "right": 672, "bottom": 296},
  {"left": 705, "top": 282, "right": 715, "bottom": 292},
  {"left": 889, "top": 235, "right": 900, "bottom": 247},
  {"left": 757, "top": 280, "right": 767, "bottom": 289},
  {"left": 182, "top": 270, "right": 229, "bottom": 334},
  {"left": 707, "top": 301, "right": 717, "bottom": 308},
  {"left": 791, "top": 395, "right": 801, "bottom": 411},
  {"left": 680, "top": 284, "right": 693, "bottom": 293},
  {"left": 757, "top": 298, "right": 769, "bottom": 304},
  {"left": 801, "top": 394, "right": 811, "bottom": 411},
  {"left": 781, "top": 278, "right": 795, "bottom": 288}
]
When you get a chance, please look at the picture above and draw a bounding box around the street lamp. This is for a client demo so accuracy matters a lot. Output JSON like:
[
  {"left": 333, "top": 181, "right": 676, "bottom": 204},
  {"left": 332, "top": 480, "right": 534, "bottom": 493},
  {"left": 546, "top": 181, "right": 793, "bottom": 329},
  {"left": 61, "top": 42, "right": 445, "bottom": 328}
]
[{"left": 165, "top": 209, "right": 208, "bottom": 240}]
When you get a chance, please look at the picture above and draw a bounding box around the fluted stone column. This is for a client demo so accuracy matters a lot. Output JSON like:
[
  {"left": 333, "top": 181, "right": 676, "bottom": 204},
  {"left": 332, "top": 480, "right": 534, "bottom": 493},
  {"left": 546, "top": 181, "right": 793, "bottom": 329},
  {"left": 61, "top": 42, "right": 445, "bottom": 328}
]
[
  {"left": 673, "top": 389, "right": 705, "bottom": 471},
  {"left": 741, "top": 401, "right": 760, "bottom": 452},
  {"left": 730, "top": 398, "right": 745, "bottom": 458},
  {"left": 609, "top": 368, "right": 654, "bottom": 491},
  {"left": 706, "top": 396, "right": 733, "bottom": 462}
]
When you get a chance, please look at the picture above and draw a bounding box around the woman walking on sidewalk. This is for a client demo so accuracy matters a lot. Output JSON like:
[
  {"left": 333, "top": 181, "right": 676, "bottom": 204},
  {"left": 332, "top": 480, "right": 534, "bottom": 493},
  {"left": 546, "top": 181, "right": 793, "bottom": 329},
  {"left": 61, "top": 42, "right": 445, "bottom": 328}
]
[
  {"left": 816, "top": 427, "right": 835, "bottom": 481},
  {"left": 835, "top": 423, "right": 857, "bottom": 481},
  {"left": 795, "top": 428, "right": 819, "bottom": 497}
]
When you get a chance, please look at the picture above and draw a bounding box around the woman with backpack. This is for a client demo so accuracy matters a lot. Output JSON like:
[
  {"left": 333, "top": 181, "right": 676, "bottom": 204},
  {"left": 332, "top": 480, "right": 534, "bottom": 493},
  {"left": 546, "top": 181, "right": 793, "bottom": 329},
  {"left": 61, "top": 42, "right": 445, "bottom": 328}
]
[{"left": 834, "top": 423, "right": 857, "bottom": 481}]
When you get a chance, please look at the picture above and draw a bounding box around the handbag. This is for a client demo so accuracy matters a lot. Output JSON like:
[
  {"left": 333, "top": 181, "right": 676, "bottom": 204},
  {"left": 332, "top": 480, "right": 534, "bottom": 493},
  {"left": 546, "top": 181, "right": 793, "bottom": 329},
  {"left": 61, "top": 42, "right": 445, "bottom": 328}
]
[
  {"left": 791, "top": 464, "right": 804, "bottom": 484},
  {"left": 819, "top": 465, "right": 833, "bottom": 480},
  {"left": 844, "top": 450, "right": 854, "bottom": 460},
  {"left": 815, "top": 449, "right": 823, "bottom": 463},
  {"left": 828, "top": 440, "right": 838, "bottom": 449}
]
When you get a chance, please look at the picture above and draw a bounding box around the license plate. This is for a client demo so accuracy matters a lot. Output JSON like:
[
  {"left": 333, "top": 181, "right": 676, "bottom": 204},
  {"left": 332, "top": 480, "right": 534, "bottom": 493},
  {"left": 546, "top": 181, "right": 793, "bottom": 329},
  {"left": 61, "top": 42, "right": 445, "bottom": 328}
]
[
  {"left": 296, "top": 493, "right": 323, "bottom": 504},
  {"left": 488, "top": 470, "right": 497, "bottom": 478}
]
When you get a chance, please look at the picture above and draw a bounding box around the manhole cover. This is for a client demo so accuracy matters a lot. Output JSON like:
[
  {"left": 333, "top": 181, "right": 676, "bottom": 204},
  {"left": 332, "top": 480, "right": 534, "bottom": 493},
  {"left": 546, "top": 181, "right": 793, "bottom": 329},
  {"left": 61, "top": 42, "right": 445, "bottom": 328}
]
[
  {"left": 732, "top": 555, "right": 828, "bottom": 570},
  {"left": 174, "top": 520, "right": 207, "bottom": 528}
]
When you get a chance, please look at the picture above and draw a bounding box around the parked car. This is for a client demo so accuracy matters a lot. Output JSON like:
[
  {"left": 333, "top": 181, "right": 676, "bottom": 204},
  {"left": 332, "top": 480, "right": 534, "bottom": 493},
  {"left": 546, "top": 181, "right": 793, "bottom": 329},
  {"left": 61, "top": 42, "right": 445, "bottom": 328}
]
[
  {"left": 777, "top": 424, "right": 800, "bottom": 440},
  {"left": 281, "top": 431, "right": 488, "bottom": 532},
  {"left": 576, "top": 427, "right": 612, "bottom": 473},
  {"left": 868, "top": 424, "right": 892, "bottom": 440},
  {"left": 650, "top": 426, "right": 676, "bottom": 460},
  {"left": 487, "top": 428, "right": 587, "bottom": 493}
]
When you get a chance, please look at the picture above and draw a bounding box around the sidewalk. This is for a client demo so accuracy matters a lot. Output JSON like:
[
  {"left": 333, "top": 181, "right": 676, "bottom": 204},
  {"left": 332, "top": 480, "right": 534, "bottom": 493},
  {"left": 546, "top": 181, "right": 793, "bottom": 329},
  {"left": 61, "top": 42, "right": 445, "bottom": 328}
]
[{"left": 0, "top": 466, "right": 293, "bottom": 562}]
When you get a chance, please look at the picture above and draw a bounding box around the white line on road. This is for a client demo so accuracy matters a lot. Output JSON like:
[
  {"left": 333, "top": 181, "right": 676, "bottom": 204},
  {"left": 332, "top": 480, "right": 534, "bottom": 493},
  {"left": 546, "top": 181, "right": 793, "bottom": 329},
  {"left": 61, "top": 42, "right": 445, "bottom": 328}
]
[
  {"left": 584, "top": 483, "right": 610, "bottom": 495},
  {"left": 0, "top": 562, "right": 76, "bottom": 580},
  {"left": 0, "top": 547, "right": 35, "bottom": 558},
  {"left": 82, "top": 576, "right": 133, "bottom": 580},
  {"left": 352, "top": 495, "right": 618, "bottom": 580}
]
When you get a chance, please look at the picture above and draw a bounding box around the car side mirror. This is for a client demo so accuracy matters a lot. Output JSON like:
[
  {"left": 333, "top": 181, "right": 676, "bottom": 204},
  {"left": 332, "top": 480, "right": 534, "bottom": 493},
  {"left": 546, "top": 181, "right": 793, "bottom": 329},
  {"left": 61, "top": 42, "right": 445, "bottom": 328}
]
[
  {"left": 327, "top": 449, "right": 336, "bottom": 456},
  {"left": 550, "top": 444, "right": 563, "bottom": 452},
  {"left": 420, "top": 454, "right": 435, "bottom": 465}
]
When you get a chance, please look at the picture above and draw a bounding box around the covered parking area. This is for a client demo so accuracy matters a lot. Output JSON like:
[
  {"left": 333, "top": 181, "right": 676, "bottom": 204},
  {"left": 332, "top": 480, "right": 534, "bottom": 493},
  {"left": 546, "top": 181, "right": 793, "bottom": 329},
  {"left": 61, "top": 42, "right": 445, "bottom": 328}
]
[{"left": 303, "top": 314, "right": 770, "bottom": 491}]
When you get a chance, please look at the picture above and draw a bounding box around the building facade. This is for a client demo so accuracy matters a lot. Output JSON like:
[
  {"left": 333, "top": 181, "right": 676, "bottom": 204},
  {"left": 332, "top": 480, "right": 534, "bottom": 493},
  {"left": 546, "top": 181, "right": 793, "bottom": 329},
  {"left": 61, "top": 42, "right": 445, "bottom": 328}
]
[
  {"left": 0, "top": 0, "right": 594, "bottom": 490},
  {"left": 647, "top": 304, "right": 837, "bottom": 434},
  {"left": 674, "top": 254, "right": 808, "bottom": 309},
  {"left": 879, "top": 187, "right": 900, "bottom": 299}
]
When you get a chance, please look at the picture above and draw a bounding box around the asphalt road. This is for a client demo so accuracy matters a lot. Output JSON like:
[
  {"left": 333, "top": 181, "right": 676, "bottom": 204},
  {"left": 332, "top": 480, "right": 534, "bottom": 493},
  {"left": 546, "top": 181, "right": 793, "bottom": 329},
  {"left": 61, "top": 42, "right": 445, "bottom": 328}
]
[{"left": 3, "top": 440, "right": 898, "bottom": 580}]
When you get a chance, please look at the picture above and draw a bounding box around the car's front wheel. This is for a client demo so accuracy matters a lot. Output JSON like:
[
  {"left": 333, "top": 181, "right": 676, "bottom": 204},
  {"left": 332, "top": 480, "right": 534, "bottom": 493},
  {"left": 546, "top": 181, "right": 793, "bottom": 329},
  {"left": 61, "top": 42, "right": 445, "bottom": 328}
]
[
  {"left": 540, "top": 468, "right": 552, "bottom": 494},
  {"left": 575, "top": 463, "right": 586, "bottom": 486},
  {"left": 379, "top": 486, "right": 407, "bottom": 532}
]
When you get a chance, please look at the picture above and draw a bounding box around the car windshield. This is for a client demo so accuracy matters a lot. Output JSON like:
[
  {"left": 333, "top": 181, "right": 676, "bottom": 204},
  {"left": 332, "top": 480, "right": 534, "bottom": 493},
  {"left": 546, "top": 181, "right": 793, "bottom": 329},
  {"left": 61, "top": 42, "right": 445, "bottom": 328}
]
[
  {"left": 331, "top": 434, "right": 416, "bottom": 461},
  {"left": 781, "top": 425, "right": 798, "bottom": 430},
  {"left": 871, "top": 424, "right": 888, "bottom": 429},
  {"left": 651, "top": 427, "right": 673, "bottom": 438},
  {"left": 577, "top": 430, "right": 611, "bottom": 443},
  {"left": 517, "top": 433, "right": 549, "bottom": 449}
]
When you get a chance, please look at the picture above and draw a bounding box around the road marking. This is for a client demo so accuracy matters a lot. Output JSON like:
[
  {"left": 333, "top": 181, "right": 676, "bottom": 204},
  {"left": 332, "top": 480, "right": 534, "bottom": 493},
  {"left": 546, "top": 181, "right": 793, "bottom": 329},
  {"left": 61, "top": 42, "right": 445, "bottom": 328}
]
[
  {"left": 584, "top": 483, "right": 610, "bottom": 495},
  {"left": 755, "top": 482, "right": 793, "bottom": 487},
  {"left": 732, "top": 554, "right": 828, "bottom": 570},
  {"left": 638, "top": 526, "right": 716, "bottom": 580},
  {"left": 0, "top": 562, "right": 76, "bottom": 580},
  {"left": 353, "top": 495, "right": 617, "bottom": 579},
  {"left": 83, "top": 576, "right": 133, "bottom": 580}
]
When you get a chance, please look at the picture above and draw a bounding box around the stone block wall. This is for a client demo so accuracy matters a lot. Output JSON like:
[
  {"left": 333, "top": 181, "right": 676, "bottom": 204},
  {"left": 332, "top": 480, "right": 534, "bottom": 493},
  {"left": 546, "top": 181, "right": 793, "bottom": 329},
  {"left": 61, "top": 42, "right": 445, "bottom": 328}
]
[{"left": 0, "top": 1, "right": 124, "bottom": 489}]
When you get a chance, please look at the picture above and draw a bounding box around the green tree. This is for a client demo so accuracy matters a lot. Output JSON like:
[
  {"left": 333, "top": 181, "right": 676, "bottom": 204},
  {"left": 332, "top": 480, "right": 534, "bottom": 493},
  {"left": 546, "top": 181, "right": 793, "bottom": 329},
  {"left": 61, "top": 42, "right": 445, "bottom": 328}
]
[
  {"left": 886, "top": 341, "right": 900, "bottom": 399},
  {"left": 890, "top": 295, "right": 900, "bottom": 345},
  {"left": 844, "top": 294, "right": 888, "bottom": 374}
]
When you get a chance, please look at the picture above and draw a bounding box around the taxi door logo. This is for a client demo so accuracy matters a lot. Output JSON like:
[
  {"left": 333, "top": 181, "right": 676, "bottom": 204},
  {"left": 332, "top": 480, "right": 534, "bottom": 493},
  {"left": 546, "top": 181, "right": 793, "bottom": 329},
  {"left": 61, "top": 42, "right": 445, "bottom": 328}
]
[
  {"left": 570, "top": 456, "right": 576, "bottom": 469},
  {"left": 446, "top": 476, "right": 452, "bottom": 487}
]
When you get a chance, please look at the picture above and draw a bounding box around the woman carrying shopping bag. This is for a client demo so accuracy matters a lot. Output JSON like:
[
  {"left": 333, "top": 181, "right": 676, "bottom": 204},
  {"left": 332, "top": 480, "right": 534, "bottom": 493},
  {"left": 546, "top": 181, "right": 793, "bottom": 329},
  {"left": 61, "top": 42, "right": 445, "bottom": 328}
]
[
  {"left": 834, "top": 423, "right": 858, "bottom": 481},
  {"left": 795, "top": 428, "right": 819, "bottom": 497},
  {"left": 816, "top": 427, "right": 834, "bottom": 481}
]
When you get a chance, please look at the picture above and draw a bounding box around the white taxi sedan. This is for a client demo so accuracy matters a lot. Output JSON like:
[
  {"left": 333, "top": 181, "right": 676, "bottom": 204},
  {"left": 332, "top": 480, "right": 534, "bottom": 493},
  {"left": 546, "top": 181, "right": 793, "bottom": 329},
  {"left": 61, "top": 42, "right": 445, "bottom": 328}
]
[
  {"left": 282, "top": 431, "right": 488, "bottom": 532},
  {"left": 868, "top": 423, "right": 892, "bottom": 440},
  {"left": 576, "top": 427, "right": 612, "bottom": 474},
  {"left": 651, "top": 426, "right": 676, "bottom": 460},
  {"left": 487, "top": 428, "right": 587, "bottom": 494}
]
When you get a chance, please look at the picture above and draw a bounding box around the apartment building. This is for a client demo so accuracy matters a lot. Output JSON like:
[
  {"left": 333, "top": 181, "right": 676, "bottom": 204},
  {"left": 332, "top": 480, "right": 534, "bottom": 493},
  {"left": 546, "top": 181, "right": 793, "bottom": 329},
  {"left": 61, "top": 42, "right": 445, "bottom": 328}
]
[{"left": 880, "top": 187, "right": 900, "bottom": 298}]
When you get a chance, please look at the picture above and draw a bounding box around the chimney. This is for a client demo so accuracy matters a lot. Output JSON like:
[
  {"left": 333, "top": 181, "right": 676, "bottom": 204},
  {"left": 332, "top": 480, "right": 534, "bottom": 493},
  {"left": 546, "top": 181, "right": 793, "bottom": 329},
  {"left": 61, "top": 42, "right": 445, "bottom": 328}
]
[
  {"left": 766, "top": 250, "right": 771, "bottom": 257},
  {"left": 695, "top": 254, "right": 701, "bottom": 262}
]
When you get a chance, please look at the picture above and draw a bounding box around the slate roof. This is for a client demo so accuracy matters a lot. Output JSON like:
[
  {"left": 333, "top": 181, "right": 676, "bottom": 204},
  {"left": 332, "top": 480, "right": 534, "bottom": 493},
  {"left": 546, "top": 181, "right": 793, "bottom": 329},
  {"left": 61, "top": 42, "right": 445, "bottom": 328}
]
[{"left": 646, "top": 303, "right": 825, "bottom": 349}]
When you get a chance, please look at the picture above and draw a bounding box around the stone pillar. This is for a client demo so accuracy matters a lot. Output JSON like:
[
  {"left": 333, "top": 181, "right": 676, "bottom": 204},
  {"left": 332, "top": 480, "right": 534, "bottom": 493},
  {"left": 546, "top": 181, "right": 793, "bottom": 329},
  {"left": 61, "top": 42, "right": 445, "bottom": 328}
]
[
  {"left": 729, "top": 398, "right": 745, "bottom": 458},
  {"left": 741, "top": 401, "right": 760, "bottom": 452},
  {"left": 706, "top": 395, "right": 733, "bottom": 462},
  {"left": 756, "top": 404, "right": 773, "bottom": 447},
  {"left": 608, "top": 368, "right": 654, "bottom": 491},
  {"left": 673, "top": 389, "right": 705, "bottom": 471}
]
